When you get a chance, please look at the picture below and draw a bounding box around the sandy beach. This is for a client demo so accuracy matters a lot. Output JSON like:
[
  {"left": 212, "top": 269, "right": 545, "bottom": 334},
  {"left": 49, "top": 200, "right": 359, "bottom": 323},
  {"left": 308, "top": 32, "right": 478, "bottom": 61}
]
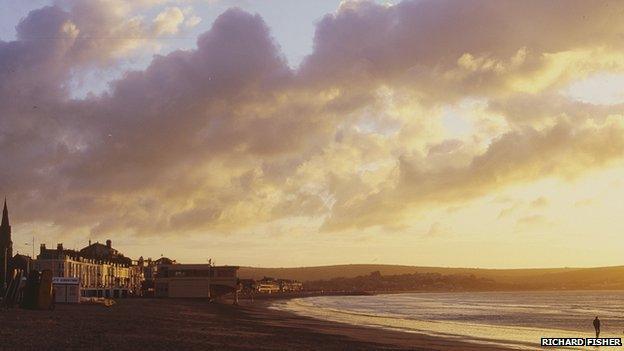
[{"left": 0, "top": 298, "right": 513, "bottom": 350}]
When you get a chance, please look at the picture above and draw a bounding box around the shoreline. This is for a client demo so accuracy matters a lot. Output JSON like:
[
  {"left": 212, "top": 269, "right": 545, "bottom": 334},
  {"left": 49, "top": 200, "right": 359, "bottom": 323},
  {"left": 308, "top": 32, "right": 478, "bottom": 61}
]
[
  {"left": 263, "top": 290, "right": 624, "bottom": 351},
  {"left": 244, "top": 287, "right": 624, "bottom": 302},
  {"left": 245, "top": 299, "right": 520, "bottom": 351},
  {"left": 0, "top": 297, "right": 517, "bottom": 350}
]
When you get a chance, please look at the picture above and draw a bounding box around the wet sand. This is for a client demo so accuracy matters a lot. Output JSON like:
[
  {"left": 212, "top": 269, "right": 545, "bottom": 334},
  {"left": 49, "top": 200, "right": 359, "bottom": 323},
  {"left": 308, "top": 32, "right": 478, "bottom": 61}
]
[{"left": 0, "top": 298, "right": 513, "bottom": 350}]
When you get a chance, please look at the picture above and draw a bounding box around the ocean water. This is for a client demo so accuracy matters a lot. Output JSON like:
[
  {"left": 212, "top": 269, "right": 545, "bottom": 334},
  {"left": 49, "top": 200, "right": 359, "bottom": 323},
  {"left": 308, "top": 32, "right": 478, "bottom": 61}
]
[{"left": 271, "top": 291, "right": 624, "bottom": 350}]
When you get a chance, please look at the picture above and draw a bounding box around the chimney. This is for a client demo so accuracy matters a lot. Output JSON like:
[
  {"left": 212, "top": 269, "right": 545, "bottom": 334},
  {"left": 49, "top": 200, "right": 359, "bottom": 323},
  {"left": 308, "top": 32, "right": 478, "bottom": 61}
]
[
  {"left": 57, "top": 243, "right": 63, "bottom": 251},
  {"left": 89, "top": 239, "right": 91, "bottom": 246},
  {"left": 106, "top": 239, "right": 112, "bottom": 248}
]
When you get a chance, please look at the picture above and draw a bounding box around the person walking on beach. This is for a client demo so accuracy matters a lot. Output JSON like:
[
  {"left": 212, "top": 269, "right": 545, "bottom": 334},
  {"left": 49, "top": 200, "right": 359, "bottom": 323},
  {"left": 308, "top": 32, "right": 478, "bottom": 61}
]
[{"left": 593, "top": 316, "right": 601, "bottom": 338}]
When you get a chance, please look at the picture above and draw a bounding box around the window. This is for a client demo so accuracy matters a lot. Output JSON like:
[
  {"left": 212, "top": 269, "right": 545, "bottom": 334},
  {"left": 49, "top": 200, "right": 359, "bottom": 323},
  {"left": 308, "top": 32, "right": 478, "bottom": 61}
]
[{"left": 216, "top": 269, "right": 235, "bottom": 277}]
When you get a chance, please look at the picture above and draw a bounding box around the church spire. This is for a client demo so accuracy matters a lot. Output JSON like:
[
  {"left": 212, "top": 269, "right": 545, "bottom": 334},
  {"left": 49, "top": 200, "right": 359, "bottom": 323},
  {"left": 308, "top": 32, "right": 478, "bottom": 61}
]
[
  {"left": 1, "top": 197, "right": 8, "bottom": 228},
  {"left": 0, "top": 197, "right": 12, "bottom": 289}
]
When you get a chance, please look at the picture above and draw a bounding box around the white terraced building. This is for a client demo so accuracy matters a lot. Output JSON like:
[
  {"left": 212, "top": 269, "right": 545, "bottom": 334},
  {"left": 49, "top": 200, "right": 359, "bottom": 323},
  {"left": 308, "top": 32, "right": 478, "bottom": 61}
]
[{"left": 33, "top": 240, "right": 143, "bottom": 298}]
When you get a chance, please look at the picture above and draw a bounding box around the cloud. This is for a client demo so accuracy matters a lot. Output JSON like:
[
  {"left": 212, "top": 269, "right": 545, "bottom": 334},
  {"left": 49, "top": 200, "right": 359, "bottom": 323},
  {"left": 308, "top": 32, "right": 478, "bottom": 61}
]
[
  {"left": 1, "top": 6, "right": 294, "bottom": 233},
  {"left": 300, "top": 0, "right": 624, "bottom": 102},
  {"left": 24, "top": 0, "right": 207, "bottom": 68},
  {"left": 488, "top": 92, "right": 624, "bottom": 126},
  {"left": 498, "top": 204, "right": 520, "bottom": 220},
  {"left": 322, "top": 117, "right": 624, "bottom": 231},
  {"left": 185, "top": 15, "right": 202, "bottom": 29},
  {"left": 497, "top": 197, "right": 548, "bottom": 220},
  {"left": 530, "top": 197, "right": 549, "bottom": 208},
  {"left": 153, "top": 7, "right": 185, "bottom": 35},
  {"left": 2, "top": 0, "right": 624, "bottom": 241},
  {"left": 516, "top": 215, "right": 552, "bottom": 230}
]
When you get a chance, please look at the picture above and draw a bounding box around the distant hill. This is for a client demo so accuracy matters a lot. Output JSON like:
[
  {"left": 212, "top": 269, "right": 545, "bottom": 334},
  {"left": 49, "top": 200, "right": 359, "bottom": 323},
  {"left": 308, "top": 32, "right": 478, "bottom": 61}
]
[
  {"left": 238, "top": 264, "right": 624, "bottom": 290},
  {"left": 305, "top": 271, "right": 501, "bottom": 292}
]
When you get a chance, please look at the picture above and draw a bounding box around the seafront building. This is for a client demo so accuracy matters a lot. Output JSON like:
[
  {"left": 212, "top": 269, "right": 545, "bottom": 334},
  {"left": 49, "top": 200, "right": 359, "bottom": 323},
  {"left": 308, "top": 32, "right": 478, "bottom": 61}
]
[
  {"left": 254, "top": 277, "right": 304, "bottom": 293},
  {"left": 137, "top": 256, "right": 176, "bottom": 296},
  {"left": 256, "top": 278, "right": 280, "bottom": 293},
  {"left": 154, "top": 263, "right": 239, "bottom": 299},
  {"left": 33, "top": 240, "right": 143, "bottom": 298},
  {"left": 278, "top": 279, "right": 303, "bottom": 292}
]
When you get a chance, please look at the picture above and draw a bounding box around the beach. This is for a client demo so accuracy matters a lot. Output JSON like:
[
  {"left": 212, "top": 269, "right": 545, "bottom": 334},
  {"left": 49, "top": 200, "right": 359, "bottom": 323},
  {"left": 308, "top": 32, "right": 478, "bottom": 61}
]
[
  {"left": 0, "top": 298, "right": 511, "bottom": 350},
  {"left": 272, "top": 291, "right": 624, "bottom": 350}
]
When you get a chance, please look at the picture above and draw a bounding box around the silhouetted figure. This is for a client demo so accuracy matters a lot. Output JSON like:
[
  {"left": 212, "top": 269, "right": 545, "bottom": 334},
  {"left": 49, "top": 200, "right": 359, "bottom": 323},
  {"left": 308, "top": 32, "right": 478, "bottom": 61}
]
[{"left": 593, "top": 316, "right": 601, "bottom": 338}]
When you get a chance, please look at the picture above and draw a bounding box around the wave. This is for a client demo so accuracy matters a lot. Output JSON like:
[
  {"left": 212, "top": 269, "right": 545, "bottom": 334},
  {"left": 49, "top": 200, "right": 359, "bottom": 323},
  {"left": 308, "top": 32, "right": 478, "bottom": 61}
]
[{"left": 271, "top": 291, "right": 624, "bottom": 350}]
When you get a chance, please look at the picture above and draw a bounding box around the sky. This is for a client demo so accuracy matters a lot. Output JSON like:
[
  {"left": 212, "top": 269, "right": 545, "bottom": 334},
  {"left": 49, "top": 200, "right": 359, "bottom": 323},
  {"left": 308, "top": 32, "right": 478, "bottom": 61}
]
[{"left": 1, "top": 0, "right": 624, "bottom": 268}]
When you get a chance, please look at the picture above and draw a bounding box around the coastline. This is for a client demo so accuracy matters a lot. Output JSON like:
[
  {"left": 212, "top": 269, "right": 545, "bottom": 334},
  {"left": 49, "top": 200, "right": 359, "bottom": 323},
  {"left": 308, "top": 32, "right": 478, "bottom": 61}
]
[
  {"left": 0, "top": 297, "right": 516, "bottom": 350},
  {"left": 248, "top": 299, "right": 520, "bottom": 351},
  {"left": 266, "top": 290, "right": 624, "bottom": 351}
]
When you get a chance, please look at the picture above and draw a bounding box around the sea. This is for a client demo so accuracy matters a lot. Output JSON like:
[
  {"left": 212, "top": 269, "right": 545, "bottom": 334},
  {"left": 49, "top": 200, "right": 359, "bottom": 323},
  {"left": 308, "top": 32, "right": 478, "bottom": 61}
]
[{"left": 271, "top": 291, "right": 624, "bottom": 350}]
